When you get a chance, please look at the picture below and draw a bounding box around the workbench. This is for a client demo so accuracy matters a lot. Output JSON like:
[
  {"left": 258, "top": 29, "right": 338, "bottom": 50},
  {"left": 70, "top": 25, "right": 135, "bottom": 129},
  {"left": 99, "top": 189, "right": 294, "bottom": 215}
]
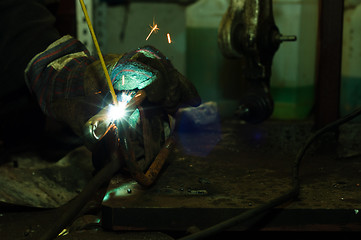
[
  {"left": 1, "top": 118, "right": 360, "bottom": 240},
  {"left": 102, "top": 118, "right": 361, "bottom": 232}
]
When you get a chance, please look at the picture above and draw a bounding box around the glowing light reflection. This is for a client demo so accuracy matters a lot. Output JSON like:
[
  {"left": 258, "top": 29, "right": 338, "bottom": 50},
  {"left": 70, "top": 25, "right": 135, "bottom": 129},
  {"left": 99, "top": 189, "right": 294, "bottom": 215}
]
[
  {"left": 108, "top": 101, "right": 127, "bottom": 121},
  {"left": 102, "top": 180, "right": 138, "bottom": 202},
  {"left": 107, "top": 92, "right": 135, "bottom": 122}
]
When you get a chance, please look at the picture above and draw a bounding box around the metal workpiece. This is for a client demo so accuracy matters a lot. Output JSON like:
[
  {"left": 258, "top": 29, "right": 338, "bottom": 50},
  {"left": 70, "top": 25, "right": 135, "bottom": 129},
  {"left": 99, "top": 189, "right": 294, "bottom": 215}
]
[
  {"left": 83, "top": 105, "right": 114, "bottom": 150},
  {"left": 218, "top": 0, "right": 296, "bottom": 123},
  {"left": 114, "top": 106, "right": 175, "bottom": 187},
  {"left": 120, "top": 129, "right": 176, "bottom": 187},
  {"left": 88, "top": 89, "right": 173, "bottom": 187}
]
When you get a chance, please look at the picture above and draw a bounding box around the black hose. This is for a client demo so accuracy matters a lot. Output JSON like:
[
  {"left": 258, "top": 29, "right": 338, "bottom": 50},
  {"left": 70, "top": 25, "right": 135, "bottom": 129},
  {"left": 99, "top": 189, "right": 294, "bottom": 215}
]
[{"left": 178, "top": 106, "right": 361, "bottom": 240}]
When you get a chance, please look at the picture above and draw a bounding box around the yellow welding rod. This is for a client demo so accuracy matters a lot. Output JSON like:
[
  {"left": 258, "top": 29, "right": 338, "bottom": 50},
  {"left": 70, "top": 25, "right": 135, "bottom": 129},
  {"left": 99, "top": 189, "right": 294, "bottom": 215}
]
[{"left": 79, "top": 0, "right": 118, "bottom": 104}]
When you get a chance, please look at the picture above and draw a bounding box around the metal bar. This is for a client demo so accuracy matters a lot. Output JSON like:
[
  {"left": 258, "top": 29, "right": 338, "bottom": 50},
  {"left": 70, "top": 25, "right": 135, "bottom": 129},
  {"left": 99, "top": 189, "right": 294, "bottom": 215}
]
[
  {"left": 118, "top": 90, "right": 174, "bottom": 187},
  {"left": 101, "top": 207, "right": 361, "bottom": 232},
  {"left": 314, "top": 0, "right": 344, "bottom": 129}
]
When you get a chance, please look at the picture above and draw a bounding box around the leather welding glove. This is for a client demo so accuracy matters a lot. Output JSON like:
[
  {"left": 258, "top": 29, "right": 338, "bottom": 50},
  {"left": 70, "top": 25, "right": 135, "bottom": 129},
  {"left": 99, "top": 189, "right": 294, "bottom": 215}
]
[
  {"left": 25, "top": 35, "right": 200, "bottom": 144},
  {"left": 87, "top": 45, "right": 201, "bottom": 114}
]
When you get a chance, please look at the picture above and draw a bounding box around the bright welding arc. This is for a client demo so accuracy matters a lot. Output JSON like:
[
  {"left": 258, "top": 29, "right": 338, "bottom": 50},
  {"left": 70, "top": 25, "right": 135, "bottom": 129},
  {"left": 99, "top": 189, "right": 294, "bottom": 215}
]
[
  {"left": 107, "top": 92, "right": 135, "bottom": 122},
  {"left": 108, "top": 101, "right": 127, "bottom": 121}
]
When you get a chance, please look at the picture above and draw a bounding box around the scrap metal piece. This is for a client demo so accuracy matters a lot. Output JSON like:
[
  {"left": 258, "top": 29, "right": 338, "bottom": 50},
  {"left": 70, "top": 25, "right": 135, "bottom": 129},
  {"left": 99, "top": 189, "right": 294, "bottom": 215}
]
[
  {"left": 120, "top": 131, "right": 175, "bottom": 187},
  {"left": 117, "top": 101, "right": 175, "bottom": 187},
  {"left": 0, "top": 146, "right": 93, "bottom": 208}
]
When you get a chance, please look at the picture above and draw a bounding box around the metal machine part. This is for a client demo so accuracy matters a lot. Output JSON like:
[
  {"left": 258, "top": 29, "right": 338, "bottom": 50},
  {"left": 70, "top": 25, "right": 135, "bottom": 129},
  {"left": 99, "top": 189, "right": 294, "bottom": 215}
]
[{"left": 218, "top": 0, "right": 296, "bottom": 123}]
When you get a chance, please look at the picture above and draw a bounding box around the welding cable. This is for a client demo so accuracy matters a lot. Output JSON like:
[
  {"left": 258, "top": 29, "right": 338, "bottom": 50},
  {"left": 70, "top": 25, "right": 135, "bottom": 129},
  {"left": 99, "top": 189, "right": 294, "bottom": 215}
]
[
  {"left": 39, "top": 126, "right": 122, "bottom": 240},
  {"left": 178, "top": 106, "right": 361, "bottom": 240}
]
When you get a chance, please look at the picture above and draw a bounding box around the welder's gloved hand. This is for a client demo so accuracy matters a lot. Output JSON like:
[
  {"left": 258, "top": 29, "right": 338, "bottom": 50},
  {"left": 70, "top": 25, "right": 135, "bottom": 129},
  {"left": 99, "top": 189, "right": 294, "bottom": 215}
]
[
  {"left": 87, "top": 46, "right": 201, "bottom": 115},
  {"left": 25, "top": 35, "right": 200, "bottom": 145}
]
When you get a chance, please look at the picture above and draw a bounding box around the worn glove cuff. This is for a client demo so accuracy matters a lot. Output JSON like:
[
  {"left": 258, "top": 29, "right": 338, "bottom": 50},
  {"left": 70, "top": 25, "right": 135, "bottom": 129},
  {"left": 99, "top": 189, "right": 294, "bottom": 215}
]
[{"left": 25, "top": 35, "right": 95, "bottom": 117}]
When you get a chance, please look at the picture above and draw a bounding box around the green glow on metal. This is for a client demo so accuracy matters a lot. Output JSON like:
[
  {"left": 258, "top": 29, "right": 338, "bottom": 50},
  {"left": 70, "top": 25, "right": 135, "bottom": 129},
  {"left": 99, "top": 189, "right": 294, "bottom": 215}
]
[{"left": 102, "top": 180, "right": 138, "bottom": 202}]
